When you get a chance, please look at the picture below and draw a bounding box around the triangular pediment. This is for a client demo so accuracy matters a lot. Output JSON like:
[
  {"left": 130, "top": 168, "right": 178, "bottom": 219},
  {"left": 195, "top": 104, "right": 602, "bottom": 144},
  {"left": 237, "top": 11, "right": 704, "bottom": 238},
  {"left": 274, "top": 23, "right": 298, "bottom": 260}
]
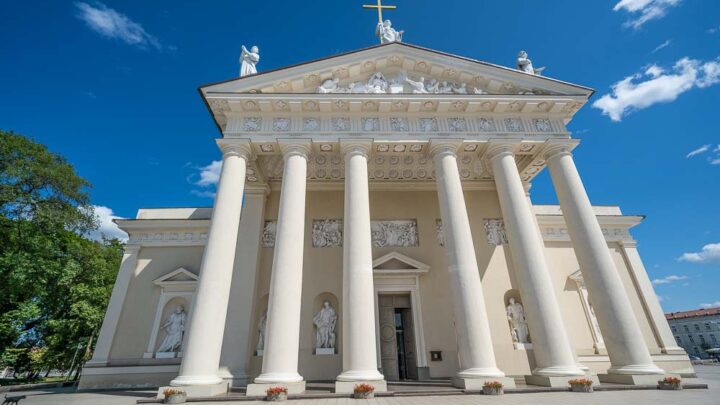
[
  {"left": 153, "top": 267, "right": 199, "bottom": 286},
  {"left": 373, "top": 251, "right": 430, "bottom": 274},
  {"left": 200, "top": 42, "right": 593, "bottom": 97}
]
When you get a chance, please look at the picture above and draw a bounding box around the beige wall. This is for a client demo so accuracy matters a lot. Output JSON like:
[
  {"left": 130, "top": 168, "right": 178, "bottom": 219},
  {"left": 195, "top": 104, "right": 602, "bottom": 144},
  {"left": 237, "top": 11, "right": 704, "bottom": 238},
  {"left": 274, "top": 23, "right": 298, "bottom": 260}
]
[{"left": 102, "top": 189, "right": 690, "bottom": 383}]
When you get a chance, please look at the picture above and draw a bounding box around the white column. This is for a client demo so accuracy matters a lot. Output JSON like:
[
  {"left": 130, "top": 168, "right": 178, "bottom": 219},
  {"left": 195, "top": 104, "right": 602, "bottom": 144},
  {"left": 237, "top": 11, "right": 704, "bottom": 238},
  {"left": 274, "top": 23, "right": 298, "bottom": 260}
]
[
  {"left": 336, "top": 141, "right": 385, "bottom": 387},
  {"left": 171, "top": 139, "right": 252, "bottom": 386},
  {"left": 86, "top": 244, "right": 140, "bottom": 366},
  {"left": 431, "top": 141, "right": 505, "bottom": 382},
  {"left": 544, "top": 143, "right": 663, "bottom": 375},
  {"left": 254, "top": 141, "right": 310, "bottom": 385},
  {"left": 488, "top": 143, "right": 584, "bottom": 377}
]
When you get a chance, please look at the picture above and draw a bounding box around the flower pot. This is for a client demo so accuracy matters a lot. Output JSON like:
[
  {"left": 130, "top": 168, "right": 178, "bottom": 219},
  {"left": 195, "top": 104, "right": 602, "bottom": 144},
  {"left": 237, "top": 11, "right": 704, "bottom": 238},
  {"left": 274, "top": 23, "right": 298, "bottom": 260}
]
[
  {"left": 658, "top": 382, "right": 682, "bottom": 391},
  {"left": 164, "top": 393, "right": 187, "bottom": 404},
  {"left": 482, "top": 386, "right": 503, "bottom": 395},
  {"left": 570, "top": 384, "right": 593, "bottom": 393},
  {"left": 266, "top": 392, "right": 287, "bottom": 401},
  {"left": 353, "top": 392, "right": 375, "bottom": 399}
]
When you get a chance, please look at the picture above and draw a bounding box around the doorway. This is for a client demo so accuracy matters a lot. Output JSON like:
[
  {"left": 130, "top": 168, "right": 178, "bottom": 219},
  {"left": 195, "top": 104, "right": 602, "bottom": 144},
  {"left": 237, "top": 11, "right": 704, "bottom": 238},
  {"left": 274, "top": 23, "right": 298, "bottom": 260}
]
[{"left": 378, "top": 294, "right": 418, "bottom": 380}]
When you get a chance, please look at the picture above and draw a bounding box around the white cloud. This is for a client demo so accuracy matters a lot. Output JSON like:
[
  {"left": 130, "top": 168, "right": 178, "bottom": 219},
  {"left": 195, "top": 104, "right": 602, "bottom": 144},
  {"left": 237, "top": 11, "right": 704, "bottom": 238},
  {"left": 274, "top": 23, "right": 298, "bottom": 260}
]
[
  {"left": 613, "top": 0, "right": 682, "bottom": 29},
  {"left": 652, "top": 275, "right": 688, "bottom": 285},
  {"left": 652, "top": 39, "right": 671, "bottom": 53},
  {"left": 75, "top": 2, "right": 160, "bottom": 49},
  {"left": 85, "top": 205, "right": 128, "bottom": 242},
  {"left": 700, "top": 301, "right": 720, "bottom": 309},
  {"left": 593, "top": 57, "right": 720, "bottom": 121},
  {"left": 195, "top": 160, "right": 222, "bottom": 187},
  {"left": 709, "top": 26, "right": 720, "bottom": 34},
  {"left": 686, "top": 144, "right": 711, "bottom": 158},
  {"left": 678, "top": 243, "right": 720, "bottom": 264}
]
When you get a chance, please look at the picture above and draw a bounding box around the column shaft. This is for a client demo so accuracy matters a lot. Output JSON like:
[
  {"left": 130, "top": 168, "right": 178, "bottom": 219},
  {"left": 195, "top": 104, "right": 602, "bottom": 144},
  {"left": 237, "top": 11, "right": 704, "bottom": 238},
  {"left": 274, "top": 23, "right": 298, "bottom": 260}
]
[
  {"left": 433, "top": 145, "right": 504, "bottom": 379},
  {"left": 172, "top": 140, "right": 250, "bottom": 386},
  {"left": 337, "top": 144, "right": 384, "bottom": 382},
  {"left": 546, "top": 147, "right": 662, "bottom": 375},
  {"left": 255, "top": 145, "right": 309, "bottom": 383},
  {"left": 489, "top": 145, "right": 583, "bottom": 376}
]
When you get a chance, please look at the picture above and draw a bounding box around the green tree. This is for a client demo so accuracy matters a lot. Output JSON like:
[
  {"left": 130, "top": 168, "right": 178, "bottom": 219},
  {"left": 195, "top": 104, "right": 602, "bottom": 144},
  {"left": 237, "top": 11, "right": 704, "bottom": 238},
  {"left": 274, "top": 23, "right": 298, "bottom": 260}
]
[{"left": 0, "top": 130, "right": 122, "bottom": 379}]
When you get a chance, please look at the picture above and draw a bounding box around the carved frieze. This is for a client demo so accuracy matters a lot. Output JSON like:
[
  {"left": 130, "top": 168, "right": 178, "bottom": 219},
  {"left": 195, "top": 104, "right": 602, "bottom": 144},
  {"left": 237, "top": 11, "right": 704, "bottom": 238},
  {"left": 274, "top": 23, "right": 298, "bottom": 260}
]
[
  {"left": 311, "top": 219, "right": 419, "bottom": 247},
  {"left": 448, "top": 117, "right": 467, "bottom": 132},
  {"left": 272, "top": 118, "right": 291, "bottom": 132},
  {"left": 533, "top": 118, "right": 552, "bottom": 132},
  {"left": 504, "top": 118, "right": 523, "bottom": 132},
  {"left": 261, "top": 221, "right": 276, "bottom": 248},
  {"left": 484, "top": 219, "right": 508, "bottom": 245},
  {"left": 312, "top": 219, "right": 343, "bottom": 247},
  {"left": 243, "top": 117, "right": 262, "bottom": 131}
]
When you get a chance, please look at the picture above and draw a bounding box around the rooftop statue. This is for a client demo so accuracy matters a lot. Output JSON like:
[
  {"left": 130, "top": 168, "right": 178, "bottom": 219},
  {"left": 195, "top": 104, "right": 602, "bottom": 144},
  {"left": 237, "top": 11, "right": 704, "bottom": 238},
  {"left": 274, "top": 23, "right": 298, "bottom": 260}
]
[
  {"left": 240, "top": 45, "right": 260, "bottom": 77},
  {"left": 376, "top": 19, "right": 403, "bottom": 43},
  {"left": 516, "top": 50, "right": 545, "bottom": 76}
]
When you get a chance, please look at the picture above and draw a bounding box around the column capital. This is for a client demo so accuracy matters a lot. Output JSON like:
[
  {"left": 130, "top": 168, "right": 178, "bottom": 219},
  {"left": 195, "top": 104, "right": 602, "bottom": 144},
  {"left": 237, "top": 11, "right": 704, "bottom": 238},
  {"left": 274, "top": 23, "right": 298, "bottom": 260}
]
[
  {"left": 278, "top": 139, "right": 312, "bottom": 160},
  {"left": 123, "top": 244, "right": 141, "bottom": 255},
  {"left": 216, "top": 138, "right": 253, "bottom": 159},
  {"left": 428, "top": 139, "right": 462, "bottom": 158},
  {"left": 541, "top": 139, "right": 580, "bottom": 161},
  {"left": 485, "top": 141, "right": 519, "bottom": 161},
  {"left": 339, "top": 139, "right": 373, "bottom": 159}
]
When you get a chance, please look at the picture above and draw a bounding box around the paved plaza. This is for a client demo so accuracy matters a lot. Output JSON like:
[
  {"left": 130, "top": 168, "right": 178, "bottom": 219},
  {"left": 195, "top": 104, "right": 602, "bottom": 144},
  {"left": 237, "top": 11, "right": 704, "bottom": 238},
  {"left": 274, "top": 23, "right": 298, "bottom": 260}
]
[{"left": 4, "top": 365, "right": 717, "bottom": 405}]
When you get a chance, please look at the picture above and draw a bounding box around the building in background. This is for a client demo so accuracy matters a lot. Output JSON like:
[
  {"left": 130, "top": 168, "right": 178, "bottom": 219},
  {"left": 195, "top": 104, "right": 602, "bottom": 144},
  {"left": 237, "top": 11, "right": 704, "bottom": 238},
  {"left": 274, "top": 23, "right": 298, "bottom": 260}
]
[{"left": 666, "top": 307, "right": 720, "bottom": 359}]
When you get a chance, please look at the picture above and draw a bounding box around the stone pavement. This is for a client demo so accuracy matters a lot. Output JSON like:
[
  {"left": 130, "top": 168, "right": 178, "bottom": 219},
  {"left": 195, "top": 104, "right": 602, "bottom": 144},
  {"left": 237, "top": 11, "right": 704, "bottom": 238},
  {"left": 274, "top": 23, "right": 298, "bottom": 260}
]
[{"left": 7, "top": 365, "right": 718, "bottom": 405}]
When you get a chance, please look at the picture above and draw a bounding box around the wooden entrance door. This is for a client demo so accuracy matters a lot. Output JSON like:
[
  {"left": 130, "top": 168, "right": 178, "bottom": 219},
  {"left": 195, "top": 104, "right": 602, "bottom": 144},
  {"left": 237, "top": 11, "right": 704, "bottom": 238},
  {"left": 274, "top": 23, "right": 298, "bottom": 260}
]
[{"left": 378, "top": 294, "right": 417, "bottom": 381}]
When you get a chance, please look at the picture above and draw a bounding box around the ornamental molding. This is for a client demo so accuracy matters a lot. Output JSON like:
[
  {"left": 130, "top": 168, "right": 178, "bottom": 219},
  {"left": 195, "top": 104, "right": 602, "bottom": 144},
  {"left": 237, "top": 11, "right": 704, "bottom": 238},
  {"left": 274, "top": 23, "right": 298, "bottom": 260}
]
[
  {"left": 311, "top": 219, "right": 419, "bottom": 248},
  {"left": 224, "top": 114, "right": 567, "bottom": 137}
]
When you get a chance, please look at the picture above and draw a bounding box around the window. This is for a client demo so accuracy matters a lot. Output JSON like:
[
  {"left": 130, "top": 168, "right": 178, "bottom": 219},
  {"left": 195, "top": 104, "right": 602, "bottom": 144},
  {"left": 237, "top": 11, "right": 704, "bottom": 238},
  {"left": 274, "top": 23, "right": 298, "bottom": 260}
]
[
  {"left": 694, "top": 347, "right": 700, "bottom": 354},
  {"left": 711, "top": 334, "right": 717, "bottom": 343},
  {"left": 684, "top": 325, "right": 690, "bottom": 333},
  {"left": 671, "top": 325, "right": 677, "bottom": 332},
  {"left": 675, "top": 336, "right": 682, "bottom": 344},
  {"left": 700, "top": 335, "right": 706, "bottom": 344},
  {"left": 694, "top": 324, "right": 701, "bottom": 332},
  {"left": 689, "top": 335, "right": 695, "bottom": 343},
  {"left": 706, "top": 322, "right": 712, "bottom": 331}
]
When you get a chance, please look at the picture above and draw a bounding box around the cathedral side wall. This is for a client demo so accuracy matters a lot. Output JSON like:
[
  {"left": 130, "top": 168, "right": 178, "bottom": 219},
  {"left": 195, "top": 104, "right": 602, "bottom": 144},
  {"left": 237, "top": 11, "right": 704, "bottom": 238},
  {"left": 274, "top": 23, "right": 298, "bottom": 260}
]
[{"left": 109, "top": 246, "right": 204, "bottom": 363}]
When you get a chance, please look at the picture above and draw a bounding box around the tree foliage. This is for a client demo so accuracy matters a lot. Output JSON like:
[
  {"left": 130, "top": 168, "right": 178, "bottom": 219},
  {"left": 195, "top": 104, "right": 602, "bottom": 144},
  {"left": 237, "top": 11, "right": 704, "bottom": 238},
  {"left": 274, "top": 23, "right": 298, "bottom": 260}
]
[{"left": 0, "top": 130, "right": 122, "bottom": 378}]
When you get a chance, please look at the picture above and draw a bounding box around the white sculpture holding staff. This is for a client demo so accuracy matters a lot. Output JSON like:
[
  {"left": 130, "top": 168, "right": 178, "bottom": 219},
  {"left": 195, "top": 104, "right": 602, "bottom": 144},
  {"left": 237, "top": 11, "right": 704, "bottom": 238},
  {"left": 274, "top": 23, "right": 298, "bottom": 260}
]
[
  {"left": 313, "top": 301, "right": 337, "bottom": 349},
  {"left": 376, "top": 19, "right": 403, "bottom": 43},
  {"left": 506, "top": 297, "right": 530, "bottom": 344},
  {"left": 157, "top": 305, "right": 187, "bottom": 353},
  {"left": 239, "top": 45, "right": 260, "bottom": 77}
]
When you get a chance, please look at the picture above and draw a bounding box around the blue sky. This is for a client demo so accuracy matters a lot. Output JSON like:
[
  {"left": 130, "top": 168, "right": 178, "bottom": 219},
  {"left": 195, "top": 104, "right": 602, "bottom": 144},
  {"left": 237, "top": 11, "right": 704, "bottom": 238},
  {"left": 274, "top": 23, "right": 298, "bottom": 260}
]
[{"left": 1, "top": 0, "right": 718, "bottom": 312}]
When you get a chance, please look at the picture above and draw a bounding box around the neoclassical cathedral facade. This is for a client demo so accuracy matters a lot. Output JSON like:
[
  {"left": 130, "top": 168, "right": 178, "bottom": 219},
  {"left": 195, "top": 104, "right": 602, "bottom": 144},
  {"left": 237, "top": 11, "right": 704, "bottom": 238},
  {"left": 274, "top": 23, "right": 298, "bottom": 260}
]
[{"left": 79, "top": 42, "right": 692, "bottom": 396}]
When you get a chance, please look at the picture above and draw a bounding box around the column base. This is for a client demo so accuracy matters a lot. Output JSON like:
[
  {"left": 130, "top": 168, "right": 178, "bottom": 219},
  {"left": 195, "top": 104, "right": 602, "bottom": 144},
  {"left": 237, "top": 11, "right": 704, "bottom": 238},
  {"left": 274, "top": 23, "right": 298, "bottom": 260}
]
[
  {"left": 525, "top": 374, "right": 599, "bottom": 388},
  {"left": 607, "top": 363, "right": 665, "bottom": 375},
  {"left": 246, "top": 381, "right": 306, "bottom": 396},
  {"left": 157, "top": 382, "right": 228, "bottom": 399},
  {"left": 598, "top": 373, "right": 677, "bottom": 385},
  {"left": 170, "top": 374, "right": 223, "bottom": 386},
  {"left": 531, "top": 365, "right": 586, "bottom": 377},
  {"left": 452, "top": 376, "right": 516, "bottom": 390},
  {"left": 335, "top": 379, "right": 387, "bottom": 394}
]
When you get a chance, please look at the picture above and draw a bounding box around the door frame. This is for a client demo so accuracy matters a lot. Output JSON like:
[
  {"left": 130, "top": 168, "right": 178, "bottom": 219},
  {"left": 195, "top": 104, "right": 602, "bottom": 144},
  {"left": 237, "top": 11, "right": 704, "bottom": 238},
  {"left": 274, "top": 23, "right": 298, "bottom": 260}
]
[{"left": 373, "top": 275, "right": 429, "bottom": 372}]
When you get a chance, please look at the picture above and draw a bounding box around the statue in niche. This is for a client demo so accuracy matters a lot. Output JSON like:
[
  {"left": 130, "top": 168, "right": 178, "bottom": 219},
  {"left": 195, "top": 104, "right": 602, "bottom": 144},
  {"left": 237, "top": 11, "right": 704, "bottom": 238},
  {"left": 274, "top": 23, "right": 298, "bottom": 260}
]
[
  {"left": 313, "top": 301, "right": 337, "bottom": 349},
  {"left": 256, "top": 311, "right": 267, "bottom": 352},
  {"left": 239, "top": 45, "right": 260, "bottom": 77},
  {"left": 506, "top": 298, "right": 530, "bottom": 344},
  {"left": 376, "top": 19, "right": 404, "bottom": 43},
  {"left": 516, "top": 50, "right": 545, "bottom": 76},
  {"left": 157, "top": 305, "right": 187, "bottom": 352}
]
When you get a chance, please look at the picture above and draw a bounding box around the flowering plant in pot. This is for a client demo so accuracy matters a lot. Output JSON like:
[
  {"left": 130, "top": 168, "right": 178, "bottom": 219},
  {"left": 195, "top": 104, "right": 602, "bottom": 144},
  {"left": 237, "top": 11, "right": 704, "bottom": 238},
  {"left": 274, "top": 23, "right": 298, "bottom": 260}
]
[
  {"left": 162, "top": 388, "right": 187, "bottom": 404},
  {"left": 353, "top": 383, "right": 375, "bottom": 399},
  {"left": 482, "top": 381, "right": 503, "bottom": 395},
  {"left": 658, "top": 376, "right": 682, "bottom": 390},
  {"left": 568, "top": 378, "right": 594, "bottom": 393},
  {"left": 265, "top": 386, "right": 288, "bottom": 401}
]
